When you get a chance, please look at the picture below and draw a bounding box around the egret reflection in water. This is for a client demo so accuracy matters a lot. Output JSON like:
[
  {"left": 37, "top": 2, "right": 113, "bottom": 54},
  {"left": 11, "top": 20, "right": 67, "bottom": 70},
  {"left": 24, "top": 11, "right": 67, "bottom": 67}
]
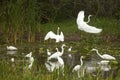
[
  {"left": 7, "top": 51, "right": 17, "bottom": 55},
  {"left": 45, "top": 56, "right": 64, "bottom": 75}
]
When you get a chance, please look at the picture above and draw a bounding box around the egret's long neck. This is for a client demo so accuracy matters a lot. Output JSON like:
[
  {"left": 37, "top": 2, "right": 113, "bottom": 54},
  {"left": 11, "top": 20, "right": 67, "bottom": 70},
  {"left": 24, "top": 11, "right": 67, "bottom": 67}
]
[
  {"left": 61, "top": 46, "right": 64, "bottom": 55},
  {"left": 80, "top": 57, "right": 83, "bottom": 66},
  {"left": 86, "top": 15, "right": 91, "bottom": 23},
  {"left": 57, "top": 27, "right": 60, "bottom": 35},
  {"left": 95, "top": 50, "right": 102, "bottom": 58}
]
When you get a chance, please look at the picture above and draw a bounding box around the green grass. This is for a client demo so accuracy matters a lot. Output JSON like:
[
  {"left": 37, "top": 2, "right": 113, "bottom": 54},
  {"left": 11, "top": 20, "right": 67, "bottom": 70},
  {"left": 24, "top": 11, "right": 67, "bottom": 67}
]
[
  {"left": 0, "top": 17, "right": 120, "bottom": 80},
  {"left": 41, "top": 17, "right": 120, "bottom": 35},
  {"left": 0, "top": 17, "right": 120, "bottom": 44}
]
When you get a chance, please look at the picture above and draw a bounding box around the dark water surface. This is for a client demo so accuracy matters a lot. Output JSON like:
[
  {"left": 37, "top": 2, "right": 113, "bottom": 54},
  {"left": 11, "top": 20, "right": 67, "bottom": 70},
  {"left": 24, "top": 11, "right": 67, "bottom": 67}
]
[{"left": 0, "top": 42, "right": 120, "bottom": 79}]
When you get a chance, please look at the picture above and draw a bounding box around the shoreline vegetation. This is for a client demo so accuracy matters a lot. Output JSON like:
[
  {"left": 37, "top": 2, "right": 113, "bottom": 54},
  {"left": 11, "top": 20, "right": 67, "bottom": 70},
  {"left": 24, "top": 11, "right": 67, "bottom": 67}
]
[
  {"left": 0, "top": 17, "right": 120, "bottom": 44},
  {"left": 0, "top": 1, "right": 120, "bottom": 80},
  {"left": 0, "top": 0, "right": 120, "bottom": 44}
]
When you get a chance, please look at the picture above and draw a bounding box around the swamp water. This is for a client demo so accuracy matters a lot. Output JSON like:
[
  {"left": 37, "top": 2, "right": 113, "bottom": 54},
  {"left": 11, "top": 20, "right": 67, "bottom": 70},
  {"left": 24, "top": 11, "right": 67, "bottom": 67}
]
[{"left": 0, "top": 43, "right": 120, "bottom": 80}]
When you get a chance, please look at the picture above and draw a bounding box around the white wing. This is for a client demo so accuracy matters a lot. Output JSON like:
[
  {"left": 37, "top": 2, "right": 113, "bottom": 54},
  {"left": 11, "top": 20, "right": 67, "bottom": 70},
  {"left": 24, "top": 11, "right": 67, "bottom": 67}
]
[
  {"left": 59, "top": 31, "right": 64, "bottom": 42},
  {"left": 72, "top": 65, "right": 80, "bottom": 72},
  {"left": 57, "top": 57, "right": 64, "bottom": 65},
  {"left": 102, "top": 54, "right": 116, "bottom": 60},
  {"left": 47, "top": 52, "right": 61, "bottom": 60},
  {"left": 78, "top": 22, "right": 102, "bottom": 33},
  {"left": 45, "top": 62, "right": 52, "bottom": 72},
  {"left": 25, "top": 52, "right": 32, "bottom": 58},
  {"left": 77, "top": 11, "right": 85, "bottom": 24},
  {"left": 77, "top": 11, "right": 102, "bottom": 33},
  {"left": 44, "top": 31, "right": 57, "bottom": 40}
]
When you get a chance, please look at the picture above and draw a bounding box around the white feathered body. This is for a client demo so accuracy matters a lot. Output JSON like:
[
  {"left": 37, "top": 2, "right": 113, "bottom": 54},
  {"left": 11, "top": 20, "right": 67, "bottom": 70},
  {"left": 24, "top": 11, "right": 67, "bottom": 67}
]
[
  {"left": 44, "top": 31, "right": 64, "bottom": 43},
  {"left": 25, "top": 52, "right": 32, "bottom": 58},
  {"left": 77, "top": 11, "right": 102, "bottom": 33},
  {"left": 47, "top": 51, "right": 62, "bottom": 60},
  {"left": 101, "top": 54, "right": 116, "bottom": 60},
  {"left": 57, "top": 56, "right": 64, "bottom": 68},
  {"left": 7, "top": 46, "right": 17, "bottom": 50},
  {"left": 72, "top": 65, "right": 81, "bottom": 72}
]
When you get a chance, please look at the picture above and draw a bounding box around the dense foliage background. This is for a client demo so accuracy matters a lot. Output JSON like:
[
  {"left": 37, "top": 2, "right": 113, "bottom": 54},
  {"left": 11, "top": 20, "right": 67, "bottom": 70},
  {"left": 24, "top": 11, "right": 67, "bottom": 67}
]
[{"left": 0, "top": 0, "right": 120, "bottom": 44}]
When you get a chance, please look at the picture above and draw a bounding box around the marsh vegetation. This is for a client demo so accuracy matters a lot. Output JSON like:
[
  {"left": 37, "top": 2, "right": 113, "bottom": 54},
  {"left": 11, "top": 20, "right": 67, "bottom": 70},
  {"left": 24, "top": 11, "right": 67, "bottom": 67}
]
[{"left": 0, "top": 0, "right": 120, "bottom": 80}]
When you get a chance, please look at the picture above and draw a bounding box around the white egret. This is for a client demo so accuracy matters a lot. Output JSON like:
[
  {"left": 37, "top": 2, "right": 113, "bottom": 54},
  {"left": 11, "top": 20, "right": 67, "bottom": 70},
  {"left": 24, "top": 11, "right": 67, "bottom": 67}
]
[
  {"left": 68, "top": 54, "right": 72, "bottom": 58},
  {"left": 45, "top": 57, "right": 64, "bottom": 71},
  {"left": 77, "top": 11, "right": 102, "bottom": 33},
  {"left": 91, "top": 48, "right": 116, "bottom": 60},
  {"left": 25, "top": 52, "right": 32, "bottom": 58},
  {"left": 57, "top": 56, "right": 64, "bottom": 68},
  {"left": 100, "top": 65, "right": 111, "bottom": 71},
  {"left": 47, "top": 49, "right": 51, "bottom": 56},
  {"left": 44, "top": 27, "right": 64, "bottom": 43},
  {"left": 45, "top": 62, "right": 54, "bottom": 72},
  {"left": 28, "top": 56, "right": 34, "bottom": 69},
  {"left": 7, "top": 46, "right": 17, "bottom": 50},
  {"left": 25, "top": 52, "right": 34, "bottom": 69},
  {"left": 97, "top": 60, "right": 110, "bottom": 65},
  {"left": 72, "top": 56, "right": 84, "bottom": 78},
  {"left": 47, "top": 44, "right": 66, "bottom": 60},
  {"left": 72, "top": 56, "right": 84, "bottom": 72},
  {"left": 68, "top": 46, "right": 72, "bottom": 52},
  {"left": 45, "top": 56, "right": 64, "bottom": 76},
  {"left": 11, "top": 58, "right": 14, "bottom": 62}
]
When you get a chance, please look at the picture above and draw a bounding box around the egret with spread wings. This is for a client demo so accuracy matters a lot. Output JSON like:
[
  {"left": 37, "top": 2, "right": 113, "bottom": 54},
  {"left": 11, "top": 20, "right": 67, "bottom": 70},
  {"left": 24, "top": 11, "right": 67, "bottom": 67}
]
[
  {"left": 77, "top": 11, "right": 102, "bottom": 33},
  {"left": 44, "top": 27, "right": 64, "bottom": 43}
]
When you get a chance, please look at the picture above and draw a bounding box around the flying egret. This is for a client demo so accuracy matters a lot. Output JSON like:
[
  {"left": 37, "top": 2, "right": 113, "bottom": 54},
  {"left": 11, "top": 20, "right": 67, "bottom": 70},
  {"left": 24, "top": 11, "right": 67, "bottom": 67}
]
[
  {"left": 77, "top": 11, "right": 102, "bottom": 33},
  {"left": 44, "top": 27, "right": 64, "bottom": 43},
  {"left": 72, "top": 56, "right": 84, "bottom": 78},
  {"left": 7, "top": 46, "right": 17, "bottom": 50},
  {"left": 47, "top": 44, "right": 66, "bottom": 60},
  {"left": 91, "top": 48, "right": 116, "bottom": 60},
  {"left": 68, "top": 46, "right": 72, "bottom": 52}
]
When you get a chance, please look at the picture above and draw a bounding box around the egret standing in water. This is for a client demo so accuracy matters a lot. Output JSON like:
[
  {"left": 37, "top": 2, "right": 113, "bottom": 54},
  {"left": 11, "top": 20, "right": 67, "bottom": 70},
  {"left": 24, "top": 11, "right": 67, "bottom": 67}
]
[
  {"left": 91, "top": 48, "right": 116, "bottom": 60},
  {"left": 72, "top": 56, "right": 84, "bottom": 78},
  {"left": 25, "top": 52, "right": 34, "bottom": 69},
  {"left": 77, "top": 11, "right": 102, "bottom": 33},
  {"left": 44, "top": 27, "right": 64, "bottom": 43},
  {"left": 47, "top": 44, "right": 66, "bottom": 60},
  {"left": 68, "top": 46, "right": 72, "bottom": 52},
  {"left": 7, "top": 46, "right": 17, "bottom": 51},
  {"left": 11, "top": 58, "right": 14, "bottom": 62},
  {"left": 45, "top": 56, "right": 64, "bottom": 75},
  {"left": 72, "top": 56, "right": 84, "bottom": 72}
]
